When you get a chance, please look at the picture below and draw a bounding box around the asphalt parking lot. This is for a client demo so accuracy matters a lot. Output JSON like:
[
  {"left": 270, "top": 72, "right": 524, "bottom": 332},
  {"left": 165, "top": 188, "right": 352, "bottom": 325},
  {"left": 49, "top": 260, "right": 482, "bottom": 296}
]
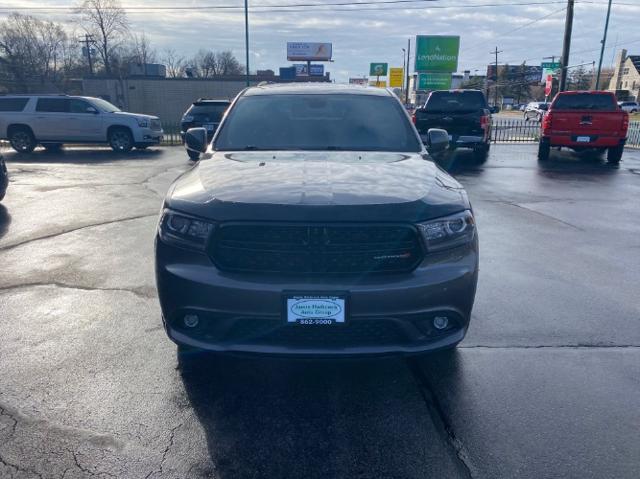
[{"left": 1, "top": 144, "right": 639, "bottom": 478}]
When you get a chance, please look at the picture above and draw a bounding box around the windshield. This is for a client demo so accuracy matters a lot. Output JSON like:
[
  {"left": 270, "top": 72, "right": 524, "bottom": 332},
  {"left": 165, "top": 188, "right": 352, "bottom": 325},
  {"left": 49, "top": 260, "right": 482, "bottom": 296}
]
[
  {"left": 424, "top": 91, "right": 487, "bottom": 113},
  {"left": 214, "top": 94, "right": 421, "bottom": 152},
  {"left": 89, "top": 98, "right": 121, "bottom": 112},
  {"left": 553, "top": 93, "right": 616, "bottom": 111},
  {"left": 187, "top": 103, "right": 229, "bottom": 119}
]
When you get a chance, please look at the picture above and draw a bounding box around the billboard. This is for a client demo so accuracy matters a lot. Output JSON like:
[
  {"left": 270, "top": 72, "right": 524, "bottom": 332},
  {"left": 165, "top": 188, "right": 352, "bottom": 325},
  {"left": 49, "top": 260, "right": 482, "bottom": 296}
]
[
  {"left": 294, "top": 64, "right": 325, "bottom": 76},
  {"left": 486, "top": 64, "right": 543, "bottom": 83},
  {"left": 349, "top": 77, "right": 368, "bottom": 86},
  {"left": 415, "top": 36, "right": 460, "bottom": 72},
  {"left": 287, "top": 42, "right": 332, "bottom": 61},
  {"left": 389, "top": 67, "right": 404, "bottom": 88},
  {"left": 417, "top": 72, "right": 452, "bottom": 91},
  {"left": 369, "top": 63, "right": 388, "bottom": 76},
  {"left": 369, "top": 80, "right": 387, "bottom": 87}
]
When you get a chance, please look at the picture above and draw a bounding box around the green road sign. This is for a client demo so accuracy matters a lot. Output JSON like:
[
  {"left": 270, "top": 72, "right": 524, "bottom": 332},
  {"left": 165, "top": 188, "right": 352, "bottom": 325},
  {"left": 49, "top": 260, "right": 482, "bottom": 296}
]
[
  {"left": 541, "top": 62, "right": 561, "bottom": 82},
  {"left": 414, "top": 36, "right": 460, "bottom": 73},
  {"left": 417, "top": 72, "right": 452, "bottom": 91},
  {"left": 369, "top": 63, "right": 388, "bottom": 76}
]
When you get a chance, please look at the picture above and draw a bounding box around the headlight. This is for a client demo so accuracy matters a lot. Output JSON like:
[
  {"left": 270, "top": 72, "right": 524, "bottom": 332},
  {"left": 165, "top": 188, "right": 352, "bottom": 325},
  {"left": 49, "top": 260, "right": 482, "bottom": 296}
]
[
  {"left": 158, "top": 210, "right": 214, "bottom": 250},
  {"left": 182, "top": 115, "right": 194, "bottom": 122},
  {"left": 417, "top": 210, "right": 476, "bottom": 252},
  {"left": 137, "top": 119, "right": 149, "bottom": 127}
]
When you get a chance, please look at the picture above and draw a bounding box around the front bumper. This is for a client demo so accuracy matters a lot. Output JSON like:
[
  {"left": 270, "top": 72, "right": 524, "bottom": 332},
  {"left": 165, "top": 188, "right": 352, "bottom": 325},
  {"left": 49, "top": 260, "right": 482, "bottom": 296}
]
[
  {"left": 133, "top": 127, "right": 163, "bottom": 145},
  {"left": 155, "top": 237, "right": 478, "bottom": 356}
]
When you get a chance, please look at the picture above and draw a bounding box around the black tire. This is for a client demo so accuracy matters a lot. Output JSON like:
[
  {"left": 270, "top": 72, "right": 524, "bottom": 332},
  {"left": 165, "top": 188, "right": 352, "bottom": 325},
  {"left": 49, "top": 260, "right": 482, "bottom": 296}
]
[
  {"left": 42, "top": 143, "right": 63, "bottom": 152},
  {"left": 473, "top": 144, "right": 489, "bottom": 164},
  {"left": 524, "top": 113, "right": 529, "bottom": 122},
  {"left": 9, "top": 127, "right": 36, "bottom": 153},
  {"left": 187, "top": 150, "right": 200, "bottom": 161},
  {"left": 538, "top": 139, "right": 551, "bottom": 161},
  {"left": 607, "top": 145, "right": 623, "bottom": 164},
  {"left": 135, "top": 145, "right": 149, "bottom": 150},
  {"left": 108, "top": 127, "right": 134, "bottom": 152}
]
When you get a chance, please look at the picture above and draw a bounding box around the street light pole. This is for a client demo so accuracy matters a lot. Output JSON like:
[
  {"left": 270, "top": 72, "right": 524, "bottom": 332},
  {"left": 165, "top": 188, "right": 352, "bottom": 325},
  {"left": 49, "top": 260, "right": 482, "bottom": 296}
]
[
  {"left": 595, "top": 0, "right": 613, "bottom": 90},
  {"left": 405, "top": 38, "right": 411, "bottom": 105},
  {"left": 244, "top": 0, "right": 250, "bottom": 87}
]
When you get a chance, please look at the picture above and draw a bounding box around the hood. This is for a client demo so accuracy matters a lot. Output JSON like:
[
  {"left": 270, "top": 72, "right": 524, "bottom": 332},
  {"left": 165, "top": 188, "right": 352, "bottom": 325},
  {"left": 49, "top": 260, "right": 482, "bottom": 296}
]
[
  {"left": 166, "top": 151, "right": 469, "bottom": 222},
  {"left": 111, "top": 111, "right": 158, "bottom": 120}
]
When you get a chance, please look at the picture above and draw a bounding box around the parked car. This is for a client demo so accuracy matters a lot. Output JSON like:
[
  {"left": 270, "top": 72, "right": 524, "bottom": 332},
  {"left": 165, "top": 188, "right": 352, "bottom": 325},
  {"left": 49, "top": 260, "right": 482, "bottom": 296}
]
[
  {"left": 618, "top": 101, "right": 639, "bottom": 113},
  {"left": 0, "top": 94, "right": 163, "bottom": 153},
  {"left": 413, "top": 89, "right": 492, "bottom": 162},
  {"left": 538, "top": 91, "right": 629, "bottom": 163},
  {"left": 0, "top": 154, "right": 7, "bottom": 202},
  {"left": 524, "top": 101, "right": 549, "bottom": 122},
  {"left": 157, "top": 84, "right": 478, "bottom": 356},
  {"left": 180, "top": 98, "right": 230, "bottom": 160}
]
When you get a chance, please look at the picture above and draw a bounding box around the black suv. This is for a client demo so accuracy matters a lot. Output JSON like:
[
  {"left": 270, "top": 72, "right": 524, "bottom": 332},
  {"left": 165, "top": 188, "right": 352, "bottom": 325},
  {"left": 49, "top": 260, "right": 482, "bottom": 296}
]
[
  {"left": 413, "top": 90, "right": 492, "bottom": 162},
  {"left": 180, "top": 99, "right": 230, "bottom": 160}
]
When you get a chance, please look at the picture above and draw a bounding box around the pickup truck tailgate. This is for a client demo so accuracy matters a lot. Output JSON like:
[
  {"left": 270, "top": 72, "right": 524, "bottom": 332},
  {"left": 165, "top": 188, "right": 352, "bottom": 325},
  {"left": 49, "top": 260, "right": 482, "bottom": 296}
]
[
  {"left": 415, "top": 110, "right": 484, "bottom": 136},
  {"left": 549, "top": 111, "right": 626, "bottom": 135}
]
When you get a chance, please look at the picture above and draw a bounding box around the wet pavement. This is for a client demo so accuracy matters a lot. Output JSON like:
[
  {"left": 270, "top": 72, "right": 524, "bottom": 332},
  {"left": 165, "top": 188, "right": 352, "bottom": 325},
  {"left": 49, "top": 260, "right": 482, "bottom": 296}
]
[{"left": 0, "top": 145, "right": 639, "bottom": 478}]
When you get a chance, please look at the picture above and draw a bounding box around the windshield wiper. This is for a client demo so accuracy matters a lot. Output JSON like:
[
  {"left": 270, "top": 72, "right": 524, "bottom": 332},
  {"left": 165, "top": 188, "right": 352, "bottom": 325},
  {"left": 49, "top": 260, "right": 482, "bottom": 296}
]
[{"left": 241, "top": 146, "right": 263, "bottom": 150}]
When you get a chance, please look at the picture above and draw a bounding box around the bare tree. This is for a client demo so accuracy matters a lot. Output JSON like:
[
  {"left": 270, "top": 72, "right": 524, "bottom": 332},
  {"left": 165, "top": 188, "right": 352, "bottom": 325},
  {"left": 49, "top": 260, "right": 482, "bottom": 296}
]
[
  {"left": 189, "top": 49, "right": 243, "bottom": 78},
  {"left": 162, "top": 48, "right": 186, "bottom": 78},
  {"left": 0, "top": 13, "right": 72, "bottom": 90},
  {"left": 76, "top": 0, "right": 129, "bottom": 75}
]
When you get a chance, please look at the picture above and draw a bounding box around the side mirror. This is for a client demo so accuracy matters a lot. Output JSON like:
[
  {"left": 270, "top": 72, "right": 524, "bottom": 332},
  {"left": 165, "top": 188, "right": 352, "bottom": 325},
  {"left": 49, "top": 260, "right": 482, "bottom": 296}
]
[
  {"left": 184, "top": 127, "right": 208, "bottom": 154},
  {"left": 426, "top": 128, "right": 449, "bottom": 155}
]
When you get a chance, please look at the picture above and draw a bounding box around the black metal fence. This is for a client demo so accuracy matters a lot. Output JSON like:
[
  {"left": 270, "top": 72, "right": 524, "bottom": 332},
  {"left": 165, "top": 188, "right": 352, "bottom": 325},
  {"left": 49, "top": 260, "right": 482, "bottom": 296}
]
[
  {"left": 491, "top": 118, "right": 540, "bottom": 143},
  {"left": 2, "top": 119, "right": 639, "bottom": 149}
]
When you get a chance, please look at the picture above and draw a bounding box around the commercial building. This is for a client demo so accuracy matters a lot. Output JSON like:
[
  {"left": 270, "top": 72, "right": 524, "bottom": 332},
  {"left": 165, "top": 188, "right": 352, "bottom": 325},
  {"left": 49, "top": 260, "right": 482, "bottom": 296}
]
[{"left": 82, "top": 72, "right": 331, "bottom": 124}]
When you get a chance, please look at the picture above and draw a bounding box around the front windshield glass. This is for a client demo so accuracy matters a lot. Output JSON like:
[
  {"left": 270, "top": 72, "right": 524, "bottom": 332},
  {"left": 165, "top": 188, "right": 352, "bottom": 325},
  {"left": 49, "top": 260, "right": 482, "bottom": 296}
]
[
  {"left": 214, "top": 93, "right": 421, "bottom": 152},
  {"left": 89, "top": 98, "right": 121, "bottom": 112}
]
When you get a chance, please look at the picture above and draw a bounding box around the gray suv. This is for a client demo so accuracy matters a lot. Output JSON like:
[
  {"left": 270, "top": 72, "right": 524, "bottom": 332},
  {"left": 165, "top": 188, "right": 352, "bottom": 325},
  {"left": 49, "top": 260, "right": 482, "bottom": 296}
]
[
  {"left": 0, "top": 95, "right": 163, "bottom": 153},
  {"left": 155, "top": 84, "right": 479, "bottom": 356}
]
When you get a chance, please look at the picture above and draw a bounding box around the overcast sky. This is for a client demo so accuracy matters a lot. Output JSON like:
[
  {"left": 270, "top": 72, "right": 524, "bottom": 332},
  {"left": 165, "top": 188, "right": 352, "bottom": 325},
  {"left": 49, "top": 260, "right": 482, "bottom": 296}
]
[{"left": 1, "top": 0, "right": 638, "bottom": 82}]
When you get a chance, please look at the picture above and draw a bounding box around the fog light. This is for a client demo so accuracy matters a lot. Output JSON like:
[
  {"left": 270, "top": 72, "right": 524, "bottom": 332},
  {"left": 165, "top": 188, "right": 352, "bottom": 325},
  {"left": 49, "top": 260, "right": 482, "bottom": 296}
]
[
  {"left": 433, "top": 316, "right": 449, "bottom": 330},
  {"left": 184, "top": 314, "right": 199, "bottom": 328}
]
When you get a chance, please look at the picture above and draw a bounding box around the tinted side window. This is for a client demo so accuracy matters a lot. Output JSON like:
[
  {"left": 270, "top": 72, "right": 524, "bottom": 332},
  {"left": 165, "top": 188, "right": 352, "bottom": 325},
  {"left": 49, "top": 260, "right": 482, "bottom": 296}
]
[
  {"left": 36, "top": 98, "right": 69, "bottom": 113},
  {"left": 0, "top": 98, "right": 29, "bottom": 112},
  {"left": 69, "top": 99, "right": 93, "bottom": 113}
]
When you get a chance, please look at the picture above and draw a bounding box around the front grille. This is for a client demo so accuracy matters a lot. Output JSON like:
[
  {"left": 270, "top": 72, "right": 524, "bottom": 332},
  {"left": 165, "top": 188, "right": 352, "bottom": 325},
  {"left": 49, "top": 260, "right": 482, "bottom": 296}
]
[
  {"left": 223, "top": 318, "right": 407, "bottom": 347},
  {"left": 209, "top": 223, "right": 424, "bottom": 274},
  {"left": 150, "top": 119, "right": 162, "bottom": 131}
]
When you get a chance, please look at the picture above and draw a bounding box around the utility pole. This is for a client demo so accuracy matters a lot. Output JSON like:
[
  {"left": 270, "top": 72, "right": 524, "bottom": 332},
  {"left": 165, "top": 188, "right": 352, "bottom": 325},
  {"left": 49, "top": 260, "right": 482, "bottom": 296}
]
[
  {"left": 244, "top": 0, "right": 250, "bottom": 87},
  {"left": 595, "top": 0, "right": 613, "bottom": 89},
  {"left": 79, "top": 34, "right": 95, "bottom": 76},
  {"left": 405, "top": 38, "right": 411, "bottom": 105},
  {"left": 559, "top": 0, "right": 575, "bottom": 92},
  {"left": 490, "top": 46, "right": 503, "bottom": 108}
]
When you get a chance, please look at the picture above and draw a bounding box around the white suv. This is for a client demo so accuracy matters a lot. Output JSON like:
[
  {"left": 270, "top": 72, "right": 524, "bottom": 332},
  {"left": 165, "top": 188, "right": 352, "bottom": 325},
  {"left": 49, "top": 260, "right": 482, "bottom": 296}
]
[
  {"left": 0, "top": 95, "right": 163, "bottom": 153},
  {"left": 618, "top": 101, "right": 639, "bottom": 113}
]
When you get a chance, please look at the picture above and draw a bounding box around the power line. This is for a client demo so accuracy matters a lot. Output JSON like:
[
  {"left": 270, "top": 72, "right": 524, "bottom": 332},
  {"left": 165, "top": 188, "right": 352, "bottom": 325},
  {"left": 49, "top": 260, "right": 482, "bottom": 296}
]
[{"left": 0, "top": 0, "right": 579, "bottom": 12}]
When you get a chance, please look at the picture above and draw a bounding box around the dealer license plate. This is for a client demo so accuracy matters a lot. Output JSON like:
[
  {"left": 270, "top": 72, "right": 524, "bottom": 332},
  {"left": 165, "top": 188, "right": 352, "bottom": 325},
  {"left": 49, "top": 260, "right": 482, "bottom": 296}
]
[
  {"left": 285, "top": 295, "right": 346, "bottom": 325},
  {"left": 576, "top": 136, "right": 591, "bottom": 142}
]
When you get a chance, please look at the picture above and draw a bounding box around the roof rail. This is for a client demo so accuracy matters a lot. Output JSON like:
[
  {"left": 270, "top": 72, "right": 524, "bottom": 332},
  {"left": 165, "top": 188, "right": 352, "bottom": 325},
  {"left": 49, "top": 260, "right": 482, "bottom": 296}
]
[{"left": 0, "top": 93, "right": 69, "bottom": 96}]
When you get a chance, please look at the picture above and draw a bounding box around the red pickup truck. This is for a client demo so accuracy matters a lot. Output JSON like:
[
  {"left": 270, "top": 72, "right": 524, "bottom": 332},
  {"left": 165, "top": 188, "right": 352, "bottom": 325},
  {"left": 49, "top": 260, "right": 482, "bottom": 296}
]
[{"left": 538, "top": 91, "right": 629, "bottom": 163}]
